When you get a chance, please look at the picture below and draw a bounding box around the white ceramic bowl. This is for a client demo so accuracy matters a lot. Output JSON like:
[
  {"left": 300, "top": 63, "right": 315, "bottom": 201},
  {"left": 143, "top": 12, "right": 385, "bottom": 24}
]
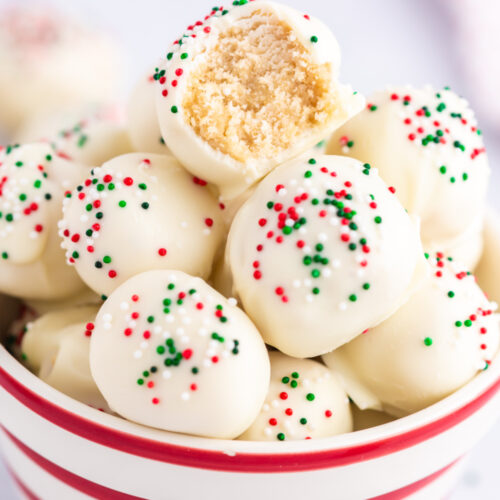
[{"left": 0, "top": 341, "right": 499, "bottom": 500}]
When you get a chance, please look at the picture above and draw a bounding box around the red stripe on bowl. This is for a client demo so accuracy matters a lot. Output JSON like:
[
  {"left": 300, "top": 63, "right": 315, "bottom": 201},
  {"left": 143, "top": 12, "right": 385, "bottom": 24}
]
[
  {"left": 0, "top": 364, "right": 499, "bottom": 472},
  {"left": 5, "top": 464, "right": 40, "bottom": 500},
  {"left": 370, "top": 458, "right": 460, "bottom": 499},
  {"left": 4, "top": 427, "right": 144, "bottom": 499},
  {"left": 3, "top": 427, "right": 461, "bottom": 500}
]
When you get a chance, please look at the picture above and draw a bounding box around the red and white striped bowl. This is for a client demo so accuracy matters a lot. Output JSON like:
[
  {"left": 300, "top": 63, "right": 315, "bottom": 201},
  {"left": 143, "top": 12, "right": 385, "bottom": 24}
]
[{"left": 0, "top": 343, "right": 499, "bottom": 500}]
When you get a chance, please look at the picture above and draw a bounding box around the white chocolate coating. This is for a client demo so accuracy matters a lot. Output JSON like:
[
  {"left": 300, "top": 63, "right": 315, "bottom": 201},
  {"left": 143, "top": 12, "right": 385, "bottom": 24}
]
[
  {"left": 228, "top": 154, "right": 425, "bottom": 357},
  {"left": 327, "top": 86, "right": 490, "bottom": 243},
  {"left": 0, "top": 143, "right": 88, "bottom": 299},
  {"left": 240, "top": 352, "right": 352, "bottom": 441},
  {"left": 323, "top": 253, "right": 500, "bottom": 416},
  {"left": 60, "top": 153, "right": 225, "bottom": 297},
  {"left": 47, "top": 117, "right": 132, "bottom": 169},
  {"left": 21, "top": 305, "right": 98, "bottom": 372},
  {"left": 127, "top": 73, "right": 170, "bottom": 155},
  {"left": 155, "top": 1, "right": 364, "bottom": 199},
  {"left": 0, "top": 6, "right": 123, "bottom": 132},
  {"left": 90, "top": 270, "right": 270, "bottom": 439},
  {"left": 26, "top": 286, "right": 102, "bottom": 316},
  {"left": 424, "top": 212, "right": 484, "bottom": 272},
  {"left": 475, "top": 210, "right": 500, "bottom": 305},
  {"left": 21, "top": 306, "right": 109, "bottom": 410}
]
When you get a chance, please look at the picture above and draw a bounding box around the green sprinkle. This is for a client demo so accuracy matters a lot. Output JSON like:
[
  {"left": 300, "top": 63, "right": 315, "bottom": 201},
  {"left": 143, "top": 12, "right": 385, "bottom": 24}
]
[
  {"left": 349, "top": 294, "right": 357, "bottom": 302},
  {"left": 300, "top": 418, "right": 307, "bottom": 425},
  {"left": 424, "top": 337, "right": 433, "bottom": 346},
  {"left": 118, "top": 200, "right": 127, "bottom": 208},
  {"left": 448, "top": 291, "right": 455, "bottom": 298},
  {"left": 171, "top": 106, "right": 178, "bottom": 113},
  {"left": 306, "top": 393, "right": 315, "bottom": 401},
  {"left": 277, "top": 433, "right": 285, "bottom": 441},
  {"left": 310, "top": 35, "right": 318, "bottom": 43}
]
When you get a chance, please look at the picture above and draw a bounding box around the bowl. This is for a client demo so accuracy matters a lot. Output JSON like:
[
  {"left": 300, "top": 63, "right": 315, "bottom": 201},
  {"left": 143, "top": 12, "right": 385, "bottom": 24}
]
[
  {"left": 0, "top": 340, "right": 499, "bottom": 499},
  {"left": 2, "top": 219, "right": 500, "bottom": 500}
]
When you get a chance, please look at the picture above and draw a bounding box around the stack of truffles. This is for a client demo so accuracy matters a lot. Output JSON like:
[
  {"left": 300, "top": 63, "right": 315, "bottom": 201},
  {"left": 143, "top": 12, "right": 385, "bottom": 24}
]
[{"left": 1, "top": 0, "right": 499, "bottom": 442}]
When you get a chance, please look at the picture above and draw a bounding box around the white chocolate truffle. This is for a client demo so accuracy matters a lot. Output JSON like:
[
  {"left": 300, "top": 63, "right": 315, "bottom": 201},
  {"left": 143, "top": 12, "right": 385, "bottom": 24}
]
[
  {"left": 0, "top": 6, "right": 123, "bottom": 133},
  {"left": 240, "top": 352, "right": 352, "bottom": 441},
  {"left": 323, "top": 252, "right": 500, "bottom": 417},
  {"left": 0, "top": 143, "right": 88, "bottom": 300},
  {"left": 90, "top": 270, "right": 270, "bottom": 439},
  {"left": 21, "top": 306, "right": 109, "bottom": 410},
  {"left": 45, "top": 113, "right": 132, "bottom": 168},
  {"left": 154, "top": 1, "right": 364, "bottom": 199},
  {"left": 60, "top": 153, "right": 225, "bottom": 297},
  {"left": 475, "top": 210, "right": 500, "bottom": 304},
  {"left": 127, "top": 72, "right": 170, "bottom": 155},
  {"left": 424, "top": 213, "right": 484, "bottom": 272},
  {"left": 21, "top": 306, "right": 98, "bottom": 372},
  {"left": 26, "top": 286, "right": 102, "bottom": 316},
  {"left": 227, "top": 154, "right": 424, "bottom": 357},
  {"left": 327, "top": 86, "right": 490, "bottom": 243}
]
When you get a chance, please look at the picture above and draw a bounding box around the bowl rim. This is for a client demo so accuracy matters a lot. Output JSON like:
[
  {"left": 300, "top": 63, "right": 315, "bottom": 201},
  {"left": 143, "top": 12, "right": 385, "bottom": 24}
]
[{"left": 1, "top": 345, "right": 499, "bottom": 473}]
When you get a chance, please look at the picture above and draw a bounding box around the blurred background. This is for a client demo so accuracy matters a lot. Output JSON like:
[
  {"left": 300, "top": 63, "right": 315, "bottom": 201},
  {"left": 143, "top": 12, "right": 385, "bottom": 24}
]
[{"left": 0, "top": 0, "right": 498, "bottom": 498}]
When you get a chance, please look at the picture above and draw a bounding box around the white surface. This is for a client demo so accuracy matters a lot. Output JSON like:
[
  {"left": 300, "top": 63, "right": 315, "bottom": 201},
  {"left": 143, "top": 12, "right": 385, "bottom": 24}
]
[{"left": 0, "top": 0, "right": 498, "bottom": 498}]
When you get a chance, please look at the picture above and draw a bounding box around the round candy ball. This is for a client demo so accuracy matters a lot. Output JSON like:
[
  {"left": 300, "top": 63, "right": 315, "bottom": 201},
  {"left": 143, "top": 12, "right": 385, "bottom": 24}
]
[
  {"left": 227, "top": 154, "right": 424, "bottom": 357},
  {"left": 327, "top": 86, "right": 490, "bottom": 244},
  {"left": 60, "top": 153, "right": 225, "bottom": 297},
  {"left": 0, "top": 6, "right": 123, "bottom": 133},
  {"left": 240, "top": 352, "right": 352, "bottom": 441},
  {"left": 154, "top": 1, "right": 363, "bottom": 199},
  {"left": 127, "top": 72, "right": 170, "bottom": 155},
  {"left": 0, "top": 143, "right": 88, "bottom": 300},
  {"left": 21, "top": 306, "right": 108, "bottom": 410},
  {"left": 90, "top": 270, "right": 270, "bottom": 439},
  {"left": 323, "top": 252, "right": 500, "bottom": 416},
  {"left": 475, "top": 210, "right": 500, "bottom": 305}
]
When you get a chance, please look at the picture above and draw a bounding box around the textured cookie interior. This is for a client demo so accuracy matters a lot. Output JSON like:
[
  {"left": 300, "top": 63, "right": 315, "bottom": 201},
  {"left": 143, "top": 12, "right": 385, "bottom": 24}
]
[{"left": 183, "top": 10, "right": 337, "bottom": 163}]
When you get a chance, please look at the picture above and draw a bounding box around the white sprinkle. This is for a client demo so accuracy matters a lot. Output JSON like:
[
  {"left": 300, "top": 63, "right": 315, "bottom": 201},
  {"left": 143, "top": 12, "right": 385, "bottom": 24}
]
[
  {"left": 293, "top": 280, "right": 301, "bottom": 288},
  {"left": 133, "top": 350, "right": 142, "bottom": 359},
  {"left": 181, "top": 392, "right": 190, "bottom": 401},
  {"left": 228, "top": 298, "right": 237, "bottom": 307},
  {"left": 120, "top": 302, "right": 129, "bottom": 311},
  {"left": 339, "top": 302, "right": 347, "bottom": 311}
]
